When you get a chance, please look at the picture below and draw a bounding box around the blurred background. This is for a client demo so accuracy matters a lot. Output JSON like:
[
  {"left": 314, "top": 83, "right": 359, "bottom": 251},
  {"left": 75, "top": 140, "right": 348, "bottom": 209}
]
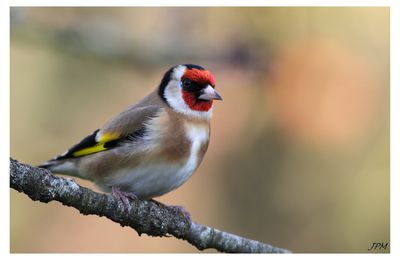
[{"left": 10, "top": 7, "right": 389, "bottom": 253}]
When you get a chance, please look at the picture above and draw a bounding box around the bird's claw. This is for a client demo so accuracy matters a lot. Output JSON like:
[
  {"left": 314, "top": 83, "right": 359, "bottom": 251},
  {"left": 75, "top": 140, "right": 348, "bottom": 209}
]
[
  {"left": 169, "top": 205, "right": 192, "bottom": 222},
  {"left": 111, "top": 187, "right": 137, "bottom": 210},
  {"left": 150, "top": 199, "right": 192, "bottom": 222}
]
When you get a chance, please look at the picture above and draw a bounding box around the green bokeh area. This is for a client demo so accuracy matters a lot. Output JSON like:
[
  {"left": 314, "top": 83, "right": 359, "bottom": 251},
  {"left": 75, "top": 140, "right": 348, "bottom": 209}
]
[{"left": 10, "top": 7, "right": 389, "bottom": 253}]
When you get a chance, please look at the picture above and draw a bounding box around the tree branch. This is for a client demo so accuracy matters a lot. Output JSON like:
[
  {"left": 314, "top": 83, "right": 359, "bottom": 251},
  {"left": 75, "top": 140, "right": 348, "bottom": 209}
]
[{"left": 10, "top": 158, "right": 291, "bottom": 253}]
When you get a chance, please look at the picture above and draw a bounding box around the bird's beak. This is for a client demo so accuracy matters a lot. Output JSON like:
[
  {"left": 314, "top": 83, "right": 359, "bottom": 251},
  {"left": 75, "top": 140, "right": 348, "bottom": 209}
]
[{"left": 198, "top": 85, "right": 223, "bottom": 101}]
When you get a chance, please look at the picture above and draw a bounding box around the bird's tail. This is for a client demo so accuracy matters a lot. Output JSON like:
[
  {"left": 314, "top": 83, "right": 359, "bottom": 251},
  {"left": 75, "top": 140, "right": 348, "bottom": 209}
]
[{"left": 37, "top": 158, "right": 79, "bottom": 177}]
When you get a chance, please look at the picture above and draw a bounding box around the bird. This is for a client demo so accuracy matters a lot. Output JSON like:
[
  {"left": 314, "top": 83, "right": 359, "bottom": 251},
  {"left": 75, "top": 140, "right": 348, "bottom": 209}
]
[{"left": 39, "top": 64, "right": 222, "bottom": 202}]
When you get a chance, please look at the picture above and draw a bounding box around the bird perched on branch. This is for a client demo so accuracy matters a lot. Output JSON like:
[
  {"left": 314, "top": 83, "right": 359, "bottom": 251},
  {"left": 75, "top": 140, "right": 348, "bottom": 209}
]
[{"left": 39, "top": 64, "right": 222, "bottom": 202}]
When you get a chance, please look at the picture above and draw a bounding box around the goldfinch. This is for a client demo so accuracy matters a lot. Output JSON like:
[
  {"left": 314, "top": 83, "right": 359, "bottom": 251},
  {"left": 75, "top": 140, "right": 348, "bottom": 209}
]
[{"left": 39, "top": 64, "right": 222, "bottom": 200}]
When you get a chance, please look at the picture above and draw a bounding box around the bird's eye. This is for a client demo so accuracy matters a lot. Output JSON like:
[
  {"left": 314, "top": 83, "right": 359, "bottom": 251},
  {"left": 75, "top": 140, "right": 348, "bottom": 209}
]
[{"left": 183, "top": 78, "right": 191, "bottom": 88}]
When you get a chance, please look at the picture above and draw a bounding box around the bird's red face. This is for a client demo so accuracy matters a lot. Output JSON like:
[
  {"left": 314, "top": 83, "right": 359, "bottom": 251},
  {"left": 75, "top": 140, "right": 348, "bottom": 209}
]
[
  {"left": 159, "top": 64, "right": 222, "bottom": 118},
  {"left": 181, "top": 68, "right": 222, "bottom": 112}
]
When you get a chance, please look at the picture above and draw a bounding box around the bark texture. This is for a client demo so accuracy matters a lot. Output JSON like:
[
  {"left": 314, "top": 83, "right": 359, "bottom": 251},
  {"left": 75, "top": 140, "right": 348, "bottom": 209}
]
[{"left": 10, "top": 158, "right": 291, "bottom": 253}]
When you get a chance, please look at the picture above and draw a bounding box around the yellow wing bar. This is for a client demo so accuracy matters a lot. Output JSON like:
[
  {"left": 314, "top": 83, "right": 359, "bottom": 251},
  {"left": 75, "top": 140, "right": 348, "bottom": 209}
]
[{"left": 72, "top": 132, "right": 120, "bottom": 157}]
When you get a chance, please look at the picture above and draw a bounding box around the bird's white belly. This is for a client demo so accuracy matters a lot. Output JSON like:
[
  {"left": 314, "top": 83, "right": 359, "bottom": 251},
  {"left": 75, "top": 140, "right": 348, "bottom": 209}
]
[
  {"left": 102, "top": 122, "right": 208, "bottom": 199},
  {"left": 106, "top": 163, "right": 194, "bottom": 199}
]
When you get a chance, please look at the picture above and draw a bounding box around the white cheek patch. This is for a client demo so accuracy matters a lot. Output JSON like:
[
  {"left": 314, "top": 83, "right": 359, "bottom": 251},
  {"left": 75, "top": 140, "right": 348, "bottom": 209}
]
[
  {"left": 164, "top": 66, "right": 213, "bottom": 120},
  {"left": 172, "top": 65, "right": 186, "bottom": 80}
]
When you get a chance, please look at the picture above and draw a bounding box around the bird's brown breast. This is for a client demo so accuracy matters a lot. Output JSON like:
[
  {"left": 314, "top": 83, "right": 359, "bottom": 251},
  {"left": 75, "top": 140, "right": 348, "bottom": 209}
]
[{"left": 159, "top": 107, "right": 210, "bottom": 165}]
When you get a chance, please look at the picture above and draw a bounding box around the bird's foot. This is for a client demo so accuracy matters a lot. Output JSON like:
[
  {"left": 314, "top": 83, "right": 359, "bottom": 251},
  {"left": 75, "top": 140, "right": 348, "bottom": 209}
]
[
  {"left": 169, "top": 205, "right": 192, "bottom": 222},
  {"left": 150, "top": 199, "right": 192, "bottom": 222},
  {"left": 111, "top": 187, "right": 137, "bottom": 210}
]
